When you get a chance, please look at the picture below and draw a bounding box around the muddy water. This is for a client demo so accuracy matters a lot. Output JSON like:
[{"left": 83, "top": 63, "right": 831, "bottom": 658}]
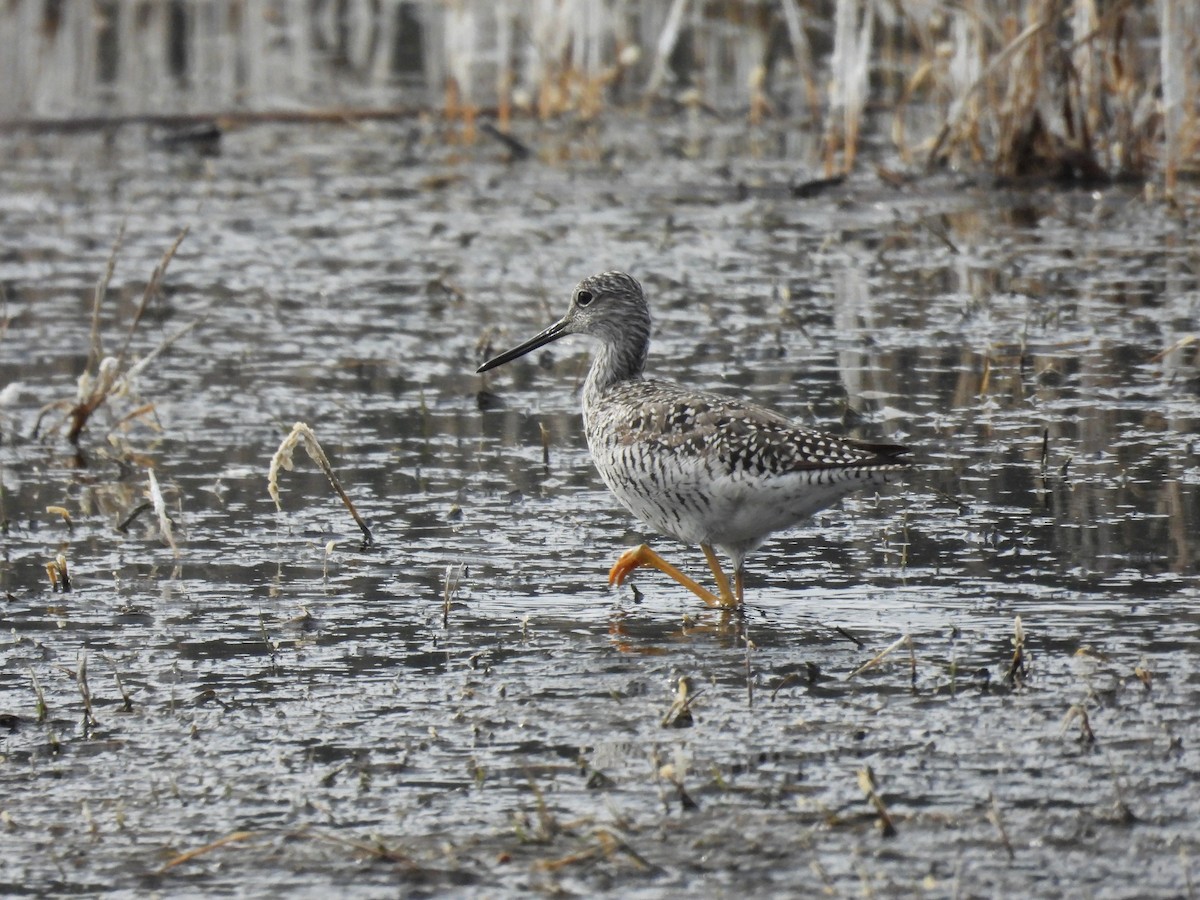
[{"left": 1, "top": 121, "right": 1197, "bottom": 897}]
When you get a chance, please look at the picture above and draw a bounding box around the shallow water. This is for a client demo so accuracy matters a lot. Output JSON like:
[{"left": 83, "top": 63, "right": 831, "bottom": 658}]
[{"left": 1, "top": 119, "right": 1198, "bottom": 897}]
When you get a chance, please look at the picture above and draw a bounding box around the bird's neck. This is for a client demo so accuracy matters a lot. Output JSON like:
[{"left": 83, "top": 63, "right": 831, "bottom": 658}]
[{"left": 583, "top": 331, "right": 649, "bottom": 410}]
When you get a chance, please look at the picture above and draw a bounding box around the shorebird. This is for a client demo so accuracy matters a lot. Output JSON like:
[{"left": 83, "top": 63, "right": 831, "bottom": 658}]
[{"left": 477, "top": 271, "right": 912, "bottom": 608}]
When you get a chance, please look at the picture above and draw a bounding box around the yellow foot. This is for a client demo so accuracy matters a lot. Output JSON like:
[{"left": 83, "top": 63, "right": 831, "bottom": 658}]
[
  {"left": 608, "top": 543, "right": 737, "bottom": 608},
  {"left": 608, "top": 546, "right": 647, "bottom": 588}
]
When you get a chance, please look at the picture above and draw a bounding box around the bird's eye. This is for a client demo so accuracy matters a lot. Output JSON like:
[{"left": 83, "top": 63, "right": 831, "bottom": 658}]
[{"left": 576, "top": 290, "right": 594, "bottom": 307}]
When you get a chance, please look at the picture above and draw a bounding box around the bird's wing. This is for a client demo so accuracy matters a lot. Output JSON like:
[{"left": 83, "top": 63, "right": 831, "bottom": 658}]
[{"left": 611, "top": 381, "right": 911, "bottom": 477}]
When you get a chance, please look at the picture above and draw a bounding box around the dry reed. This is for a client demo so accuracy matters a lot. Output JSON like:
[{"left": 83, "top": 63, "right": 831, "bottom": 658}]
[
  {"left": 35, "top": 227, "right": 193, "bottom": 448},
  {"left": 7, "top": 2, "right": 1194, "bottom": 184},
  {"left": 268, "top": 422, "right": 373, "bottom": 545}
]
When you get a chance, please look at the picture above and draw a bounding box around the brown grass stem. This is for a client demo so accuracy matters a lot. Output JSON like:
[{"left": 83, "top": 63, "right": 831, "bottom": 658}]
[
  {"left": 848, "top": 632, "right": 914, "bottom": 680},
  {"left": 88, "top": 224, "right": 125, "bottom": 372},
  {"left": 117, "top": 227, "right": 189, "bottom": 367},
  {"left": 857, "top": 766, "right": 897, "bottom": 838},
  {"left": 987, "top": 791, "right": 1016, "bottom": 859},
  {"left": 268, "top": 422, "right": 372, "bottom": 546},
  {"left": 45, "top": 553, "right": 70, "bottom": 592},
  {"left": 158, "top": 830, "right": 257, "bottom": 873}
]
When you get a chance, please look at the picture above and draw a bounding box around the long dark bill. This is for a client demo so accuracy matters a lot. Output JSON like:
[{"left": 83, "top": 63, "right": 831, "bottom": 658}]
[{"left": 476, "top": 318, "right": 570, "bottom": 373}]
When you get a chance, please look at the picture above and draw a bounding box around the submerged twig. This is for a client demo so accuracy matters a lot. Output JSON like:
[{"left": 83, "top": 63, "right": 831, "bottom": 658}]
[
  {"left": 122, "top": 320, "right": 202, "bottom": 385},
  {"left": 744, "top": 631, "right": 756, "bottom": 708},
  {"left": 479, "top": 121, "right": 531, "bottom": 160},
  {"left": 296, "top": 826, "right": 413, "bottom": 863},
  {"left": 534, "top": 828, "right": 653, "bottom": 873},
  {"left": 268, "top": 422, "right": 372, "bottom": 546},
  {"left": 116, "top": 501, "right": 153, "bottom": 533}
]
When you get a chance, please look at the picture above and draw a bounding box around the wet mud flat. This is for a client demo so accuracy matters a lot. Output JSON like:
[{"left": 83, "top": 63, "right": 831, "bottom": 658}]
[{"left": 0, "top": 120, "right": 1198, "bottom": 897}]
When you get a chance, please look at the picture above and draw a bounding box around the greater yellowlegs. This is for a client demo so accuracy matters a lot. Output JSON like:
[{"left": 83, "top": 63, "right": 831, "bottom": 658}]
[{"left": 477, "top": 271, "right": 912, "bottom": 608}]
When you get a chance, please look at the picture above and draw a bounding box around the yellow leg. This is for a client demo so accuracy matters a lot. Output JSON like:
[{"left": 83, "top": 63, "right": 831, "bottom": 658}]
[
  {"left": 701, "top": 544, "right": 737, "bottom": 606},
  {"left": 608, "top": 543, "right": 738, "bottom": 608},
  {"left": 734, "top": 568, "right": 745, "bottom": 606}
]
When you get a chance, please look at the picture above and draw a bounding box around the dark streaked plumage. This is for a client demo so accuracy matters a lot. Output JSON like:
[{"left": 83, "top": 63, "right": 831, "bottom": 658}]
[{"left": 477, "top": 271, "right": 912, "bottom": 607}]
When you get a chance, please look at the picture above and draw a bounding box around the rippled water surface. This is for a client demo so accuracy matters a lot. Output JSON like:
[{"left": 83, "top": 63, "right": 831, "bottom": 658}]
[{"left": 1, "top": 120, "right": 1198, "bottom": 897}]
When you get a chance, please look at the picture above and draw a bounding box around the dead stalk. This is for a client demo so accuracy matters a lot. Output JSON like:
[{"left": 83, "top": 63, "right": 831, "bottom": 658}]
[
  {"left": 76, "top": 649, "right": 98, "bottom": 729},
  {"left": 106, "top": 659, "right": 134, "bottom": 712},
  {"left": 118, "top": 227, "right": 189, "bottom": 365},
  {"left": 1004, "top": 615, "right": 1027, "bottom": 687},
  {"left": 116, "top": 501, "right": 153, "bottom": 533},
  {"left": 848, "top": 632, "right": 914, "bottom": 680},
  {"left": 442, "top": 562, "right": 465, "bottom": 627},
  {"left": 987, "top": 791, "right": 1015, "bottom": 859},
  {"left": 661, "top": 676, "right": 698, "bottom": 728},
  {"left": 147, "top": 468, "right": 179, "bottom": 556},
  {"left": 28, "top": 667, "right": 48, "bottom": 723},
  {"left": 44, "top": 226, "right": 195, "bottom": 447},
  {"left": 46, "top": 505, "right": 73, "bottom": 530},
  {"left": 88, "top": 224, "right": 126, "bottom": 371},
  {"left": 1060, "top": 703, "right": 1096, "bottom": 743},
  {"left": 45, "top": 553, "right": 70, "bottom": 592},
  {"left": 158, "top": 830, "right": 257, "bottom": 873},
  {"left": 268, "top": 422, "right": 373, "bottom": 545},
  {"left": 857, "top": 766, "right": 897, "bottom": 837}
]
